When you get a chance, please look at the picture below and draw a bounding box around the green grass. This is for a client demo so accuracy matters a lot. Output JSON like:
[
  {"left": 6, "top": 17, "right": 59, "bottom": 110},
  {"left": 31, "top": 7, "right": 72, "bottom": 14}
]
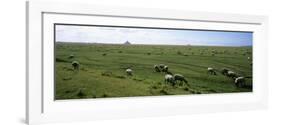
[{"left": 55, "top": 42, "right": 253, "bottom": 100}]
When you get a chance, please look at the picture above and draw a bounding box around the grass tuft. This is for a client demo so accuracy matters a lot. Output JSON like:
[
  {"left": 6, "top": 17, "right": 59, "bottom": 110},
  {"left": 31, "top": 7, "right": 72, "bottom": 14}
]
[
  {"left": 77, "top": 89, "right": 86, "bottom": 98},
  {"left": 114, "top": 75, "right": 126, "bottom": 79},
  {"left": 183, "top": 87, "right": 189, "bottom": 91},
  {"left": 101, "top": 71, "right": 113, "bottom": 77},
  {"left": 102, "top": 93, "right": 109, "bottom": 97},
  {"left": 159, "top": 89, "right": 170, "bottom": 95},
  {"left": 56, "top": 58, "right": 69, "bottom": 62}
]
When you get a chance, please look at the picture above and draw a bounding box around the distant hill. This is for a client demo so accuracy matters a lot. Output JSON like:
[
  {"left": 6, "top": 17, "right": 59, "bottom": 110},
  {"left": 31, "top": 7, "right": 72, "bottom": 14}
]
[{"left": 124, "top": 41, "right": 131, "bottom": 45}]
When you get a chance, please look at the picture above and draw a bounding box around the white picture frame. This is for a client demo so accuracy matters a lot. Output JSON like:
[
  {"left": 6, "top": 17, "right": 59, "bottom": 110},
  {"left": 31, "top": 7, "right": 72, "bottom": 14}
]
[{"left": 26, "top": 1, "right": 268, "bottom": 124}]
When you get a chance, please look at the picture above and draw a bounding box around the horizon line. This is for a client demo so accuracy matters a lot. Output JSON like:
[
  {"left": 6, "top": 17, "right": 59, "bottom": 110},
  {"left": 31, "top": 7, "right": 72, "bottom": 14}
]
[{"left": 56, "top": 41, "right": 253, "bottom": 47}]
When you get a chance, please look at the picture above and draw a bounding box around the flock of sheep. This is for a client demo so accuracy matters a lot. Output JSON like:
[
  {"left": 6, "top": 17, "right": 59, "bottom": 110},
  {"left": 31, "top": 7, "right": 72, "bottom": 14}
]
[
  {"left": 208, "top": 67, "right": 249, "bottom": 87},
  {"left": 70, "top": 53, "right": 251, "bottom": 90},
  {"left": 125, "top": 63, "right": 249, "bottom": 88},
  {"left": 126, "top": 64, "right": 189, "bottom": 87},
  {"left": 155, "top": 64, "right": 189, "bottom": 86}
]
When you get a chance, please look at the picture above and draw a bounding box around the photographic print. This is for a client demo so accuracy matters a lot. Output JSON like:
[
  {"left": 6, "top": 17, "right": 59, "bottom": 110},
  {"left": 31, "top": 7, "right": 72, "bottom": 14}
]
[{"left": 55, "top": 24, "right": 253, "bottom": 100}]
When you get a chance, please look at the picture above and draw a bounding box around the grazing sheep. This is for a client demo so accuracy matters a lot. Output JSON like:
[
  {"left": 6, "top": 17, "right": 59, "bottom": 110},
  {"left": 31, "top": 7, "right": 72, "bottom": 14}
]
[
  {"left": 68, "top": 54, "right": 74, "bottom": 59},
  {"left": 164, "top": 74, "right": 175, "bottom": 86},
  {"left": 207, "top": 67, "right": 217, "bottom": 75},
  {"left": 126, "top": 68, "right": 133, "bottom": 76},
  {"left": 235, "top": 77, "right": 246, "bottom": 87},
  {"left": 221, "top": 68, "right": 229, "bottom": 75},
  {"left": 158, "top": 64, "right": 166, "bottom": 72},
  {"left": 174, "top": 74, "right": 188, "bottom": 86},
  {"left": 227, "top": 71, "right": 237, "bottom": 79},
  {"left": 159, "top": 64, "right": 165, "bottom": 69},
  {"left": 154, "top": 64, "right": 168, "bottom": 72},
  {"left": 154, "top": 65, "right": 161, "bottom": 72},
  {"left": 247, "top": 57, "right": 251, "bottom": 60},
  {"left": 162, "top": 65, "right": 169, "bottom": 72},
  {"left": 71, "top": 61, "right": 80, "bottom": 70}
]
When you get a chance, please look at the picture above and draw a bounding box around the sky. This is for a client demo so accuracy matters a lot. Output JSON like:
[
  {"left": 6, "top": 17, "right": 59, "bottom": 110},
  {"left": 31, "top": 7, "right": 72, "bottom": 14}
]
[{"left": 55, "top": 24, "right": 253, "bottom": 46}]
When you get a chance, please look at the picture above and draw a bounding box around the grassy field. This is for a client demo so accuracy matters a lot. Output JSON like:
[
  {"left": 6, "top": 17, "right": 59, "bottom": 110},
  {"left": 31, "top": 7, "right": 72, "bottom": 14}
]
[{"left": 55, "top": 42, "right": 252, "bottom": 100}]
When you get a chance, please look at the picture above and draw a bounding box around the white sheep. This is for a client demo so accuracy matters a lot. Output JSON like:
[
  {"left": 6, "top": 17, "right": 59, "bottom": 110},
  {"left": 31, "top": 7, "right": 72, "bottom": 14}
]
[
  {"left": 235, "top": 77, "right": 246, "bottom": 87},
  {"left": 221, "top": 68, "right": 229, "bottom": 75},
  {"left": 162, "top": 65, "right": 169, "bottom": 72},
  {"left": 154, "top": 64, "right": 161, "bottom": 72},
  {"left": 159, "top": 64, "right": 165, "bottom": 69},
  {"left": 227, "top": 71, "right": 237, "bottom": 79},
  {"left": 157, "top": 64, "right": 168, "bottom": 72},
  {"left": 68, "top": 54, "right": 74, "bottom": 59},
  {"left": 164, "top": 74, "right": 175, "bottom": 85},
  {"left": 71, "top": 61, "right": 80, "bottom": 70},
  {"left": 207, "top": 67, "right": 216, "bottom": 75},
  {"left": 126, "top": 68, "right": 133, "bottom": 76},
  {"left": 174, "top": 74, "right": 188, "bottom": 86}
]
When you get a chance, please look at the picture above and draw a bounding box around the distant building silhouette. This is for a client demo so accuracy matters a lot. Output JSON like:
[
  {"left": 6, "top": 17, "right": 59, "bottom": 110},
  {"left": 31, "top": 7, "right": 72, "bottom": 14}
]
[{"left": 124, "top": 40, "right": 131, "bottom": 45}]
